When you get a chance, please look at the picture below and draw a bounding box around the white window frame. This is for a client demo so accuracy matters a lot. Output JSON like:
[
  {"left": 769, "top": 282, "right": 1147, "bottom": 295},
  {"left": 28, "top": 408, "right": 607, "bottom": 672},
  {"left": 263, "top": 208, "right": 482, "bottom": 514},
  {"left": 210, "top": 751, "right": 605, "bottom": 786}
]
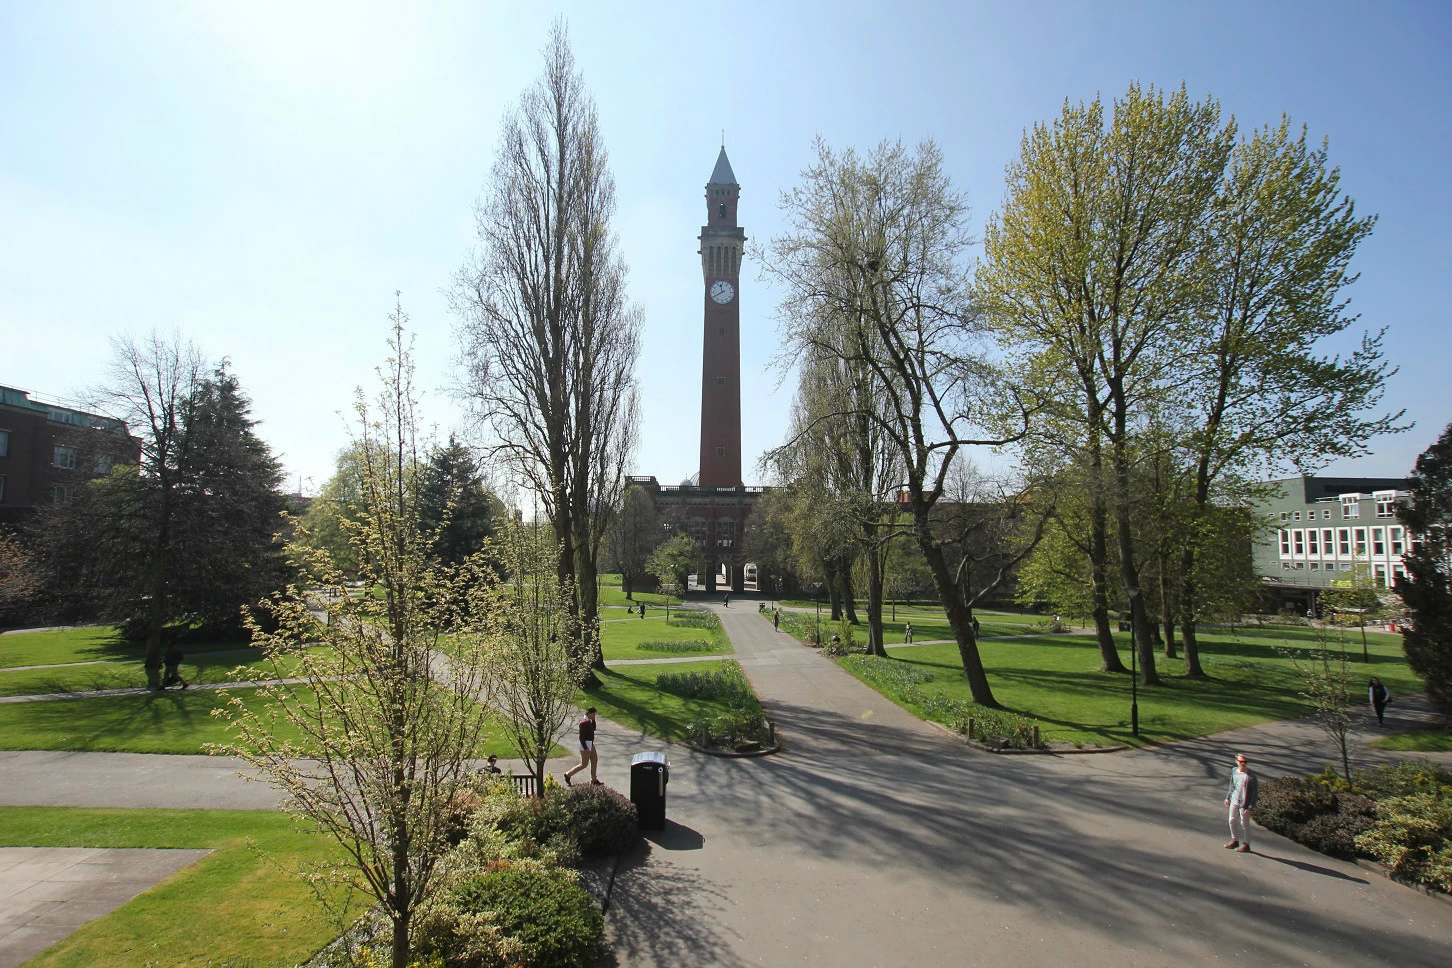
[{"left": 53, "top": 445, "right": 77, "bottom": 470}]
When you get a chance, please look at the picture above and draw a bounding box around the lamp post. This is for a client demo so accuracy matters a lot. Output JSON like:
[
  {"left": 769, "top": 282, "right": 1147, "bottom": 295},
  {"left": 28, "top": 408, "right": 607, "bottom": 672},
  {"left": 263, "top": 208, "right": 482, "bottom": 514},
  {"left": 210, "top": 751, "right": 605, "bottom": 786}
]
[
  {"left": 1128, "top": 586, "right": 1141, "bottom": 738},
  {"left": 813, "top": 582, "right": 823, "bottom": 643}
]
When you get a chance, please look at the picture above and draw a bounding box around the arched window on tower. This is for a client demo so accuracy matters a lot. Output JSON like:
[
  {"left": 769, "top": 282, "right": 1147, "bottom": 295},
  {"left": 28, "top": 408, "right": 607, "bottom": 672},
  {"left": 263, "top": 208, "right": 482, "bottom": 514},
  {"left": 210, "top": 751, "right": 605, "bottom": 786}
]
[{"left": 718, "top": 202, "right": 726, "bottom": 220}]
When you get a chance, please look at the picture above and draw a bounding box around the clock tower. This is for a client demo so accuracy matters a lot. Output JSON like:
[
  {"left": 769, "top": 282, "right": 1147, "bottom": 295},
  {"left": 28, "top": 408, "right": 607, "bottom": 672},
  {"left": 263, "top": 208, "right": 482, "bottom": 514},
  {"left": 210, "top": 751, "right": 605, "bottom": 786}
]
[{"left": 698, "top": 146, "right": 745, "bottom": 488}]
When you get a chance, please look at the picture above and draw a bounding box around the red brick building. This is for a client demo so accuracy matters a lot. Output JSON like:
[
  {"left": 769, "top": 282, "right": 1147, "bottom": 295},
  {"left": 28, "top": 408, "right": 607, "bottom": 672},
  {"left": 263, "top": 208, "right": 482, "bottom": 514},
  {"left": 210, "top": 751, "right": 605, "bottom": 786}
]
[
  {"left": 0, "top": 385, "right": 141, "bottom": 524},
  {"left": 641, "top": 148, "right": 764, "bottom": 592}
]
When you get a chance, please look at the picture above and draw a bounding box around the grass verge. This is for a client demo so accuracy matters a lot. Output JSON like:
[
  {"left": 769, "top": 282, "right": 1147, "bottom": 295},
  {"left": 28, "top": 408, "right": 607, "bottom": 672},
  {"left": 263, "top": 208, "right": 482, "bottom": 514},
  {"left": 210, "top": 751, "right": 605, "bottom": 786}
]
[
  {"left": 0, "top": 686, "right": 537, "bottom": 757},
  {"left": 0, "top": 806, "right": 360, "bottom": 968},
  {"left": 600, "top": 615, "right": 731, "bottom": 661},
  {"left": 0, "top": 626, "right": 247, "bottom": 669},
  {"left": 583, "top": 659, "right": 762, "bottom": 742},
  {"left": 838, "top": 624, "right": 1419, "bottom": 749},
  {"left": 0, "top": 648, "right": 310, "bottom": 698},
  {"left": 1369, "top": 728, "right": 1452, "bottom": 752}
]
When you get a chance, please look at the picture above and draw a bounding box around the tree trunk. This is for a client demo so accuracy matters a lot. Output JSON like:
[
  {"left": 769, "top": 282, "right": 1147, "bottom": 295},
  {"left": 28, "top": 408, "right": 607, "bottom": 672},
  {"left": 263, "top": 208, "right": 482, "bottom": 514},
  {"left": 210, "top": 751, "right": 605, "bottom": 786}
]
[
  {"left": 1088, "top": 485, "right": 1128, "bottom": 672},
  {"left": 1177, "top": 550, "right": 1206, "bottom": 677},
  {"left": 864, "top": 545, "right": 887, "bottom": 656},
  {"left": 1159, "top": 564, "right": 1177, "bottom": 659},
  {"left": 840, "top": 555, "right": 860, "bottom": 625},
  {"left": 914, "top": 513, "right": 997, "bottom": 707}
]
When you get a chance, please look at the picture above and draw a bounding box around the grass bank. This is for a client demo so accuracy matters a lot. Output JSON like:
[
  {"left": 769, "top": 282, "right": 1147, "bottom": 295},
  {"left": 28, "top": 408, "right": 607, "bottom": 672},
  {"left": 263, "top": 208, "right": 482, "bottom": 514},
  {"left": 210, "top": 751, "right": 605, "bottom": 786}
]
[
  {"left": 838, "top": 624, "right": 1419, "bottom": 749},
  {"left": 0, "top": 806, "right": 360, "bottom": 968},
  {"left": 583, "top": 659, "right": 761, "bottom": 742}
]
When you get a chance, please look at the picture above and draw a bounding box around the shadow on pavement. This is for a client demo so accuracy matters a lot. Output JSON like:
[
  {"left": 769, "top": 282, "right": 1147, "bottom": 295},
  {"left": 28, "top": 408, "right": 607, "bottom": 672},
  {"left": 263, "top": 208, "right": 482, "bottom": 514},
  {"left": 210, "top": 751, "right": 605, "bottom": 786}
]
[
  {"left": 1256, "top": 851, "right": 1370, "bottom": 883},
  {"left": 644, "top": 819, "right": 703, "bottom": 851},
  {"left": 600, "top": 840, "right": 749, "bottom": 968}
]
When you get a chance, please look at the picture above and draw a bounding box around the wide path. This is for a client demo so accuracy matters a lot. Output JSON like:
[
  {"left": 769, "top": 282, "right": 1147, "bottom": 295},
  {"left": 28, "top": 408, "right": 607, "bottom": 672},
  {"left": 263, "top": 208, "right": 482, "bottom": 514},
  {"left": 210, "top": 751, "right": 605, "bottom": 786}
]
[{"left": 600, "top": 603, "right": 1449, "bottom": 968}]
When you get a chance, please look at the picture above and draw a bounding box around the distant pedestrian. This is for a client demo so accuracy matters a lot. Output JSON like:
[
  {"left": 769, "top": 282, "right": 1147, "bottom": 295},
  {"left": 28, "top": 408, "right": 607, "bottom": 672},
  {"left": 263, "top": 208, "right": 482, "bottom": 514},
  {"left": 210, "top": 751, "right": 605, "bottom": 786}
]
[
  {"left": 1368, "top": 677, "right": 1391, "bottom": 725},
  {"left": 904, "top": 622, "right": 913, "bottom": 644},
  {"left": 563, "top": 708, "right": 600, "bottom": 786},
  {"left": 773, "top": 608, "right": 780, "bottom": 631},
  {"left": 723, "top": 594, "right": 730, "bottom": 607},
  {"left": 1223, "top": 753, "right": 1258, "bottom": 853},
  {"left": 639, "top": 601, "right": 646, "bottom": 619},
  {"left": 971, "top": 616, "right": 981, "bottom": 636},
  {"left": 161, "top": 646, "right": 188, "bottom": 690}
]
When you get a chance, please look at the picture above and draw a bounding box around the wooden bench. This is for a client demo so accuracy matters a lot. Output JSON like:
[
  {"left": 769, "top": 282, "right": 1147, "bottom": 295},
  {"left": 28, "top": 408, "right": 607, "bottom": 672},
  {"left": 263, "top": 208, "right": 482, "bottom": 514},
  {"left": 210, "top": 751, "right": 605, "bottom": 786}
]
[{"left": 509, "top": 773, "right": 539, "bottom": 797}]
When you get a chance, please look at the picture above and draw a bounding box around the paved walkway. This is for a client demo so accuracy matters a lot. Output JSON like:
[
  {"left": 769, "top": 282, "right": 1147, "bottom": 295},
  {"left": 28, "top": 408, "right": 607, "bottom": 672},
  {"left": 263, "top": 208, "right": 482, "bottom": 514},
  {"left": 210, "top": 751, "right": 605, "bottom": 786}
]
[
  {"left": 600, "top": 604, "right": 1450, "bottom": 968},
  {"left": 0, "top": 847, "right": 210, "bottom": 968}
]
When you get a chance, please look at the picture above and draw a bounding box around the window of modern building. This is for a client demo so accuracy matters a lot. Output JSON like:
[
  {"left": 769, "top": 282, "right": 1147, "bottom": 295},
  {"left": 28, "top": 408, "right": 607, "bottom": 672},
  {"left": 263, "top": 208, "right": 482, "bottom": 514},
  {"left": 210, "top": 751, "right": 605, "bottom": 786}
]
[
  {"left": 1338, "top": 528, "right": 1350, "bottom": 556},
  {"left": 0, "top": 429, "right": 9, "bottom": 458},
  {"left": 1376, "top": 498, "right": 1396, "bottom": 518},
  {"left": 1372, "top": 528, "right": 1385, "bottom": 556},
  {"left": 1280, "top": 511, "right": 1291, "bottom": 522},
  {"left": 1281, "top": 562, "right": 1291, "bottom": 570},
  {"left": 1322, "top": 529, "right": 1333, "bottom": 554},
  {"left": 1310, "top": 562, "right": 1320, "bottom": 571},
  {"left": 1279, "top": 530, "right": 1290, "bottom": 555},
  {"left": 1293, "top": 530, "right": 1304, "bottom": 555},
  {"left": 1374, "top": 564, "right": 1387, "bottom": 587},
  {"left": 1391, "top": 527, "right": 1404, "bottom": 555},
  {"left": 50, "top": 484, "right": 71, "bottom": 505},
  {"left": 1292, "top": 510, "right": 1301, "bottom": 521},
  {"left": 1323, "top": 508, "right": 1333, "bottom": 520},
  {"left": 53, "top": 445, "right": 77, "bottom": 469},
  {"left": 1308, "top": 530, "right": 1319, "bottom": 555},
  {"left": 1342, "top": 496, "right": 1360, "bottom": 519},
  {"left": 1354, "top": 528, "right": 1367, "bottom": 556}
]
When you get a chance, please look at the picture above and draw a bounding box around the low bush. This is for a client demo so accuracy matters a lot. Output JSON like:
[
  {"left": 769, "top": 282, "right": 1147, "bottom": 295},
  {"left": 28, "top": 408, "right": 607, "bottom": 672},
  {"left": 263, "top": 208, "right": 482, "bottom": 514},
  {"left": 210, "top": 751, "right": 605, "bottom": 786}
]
[
  {"left": 690, "top": 707, "right": 771, "bottom": 749},
  {"left": 657, "top": 663, "right": 754, "bottom": 702},
  {"left": 1259, "top": 760, "right": 1452, "bottom": 886},
  {"left": 465, "top": 781, "right": 575, "bottom": 859},
  {"left": 419, "top": 860, "right": 603, "bottom": 968},
  {"left": 1356, "top": 793, "right": 1452, "bottom": 892},
  {"left": 636, "top": 639, "right": 714, "bottom": 653},
  {"left": 560, "top": 784, "right": 638, "bottom": 856}
]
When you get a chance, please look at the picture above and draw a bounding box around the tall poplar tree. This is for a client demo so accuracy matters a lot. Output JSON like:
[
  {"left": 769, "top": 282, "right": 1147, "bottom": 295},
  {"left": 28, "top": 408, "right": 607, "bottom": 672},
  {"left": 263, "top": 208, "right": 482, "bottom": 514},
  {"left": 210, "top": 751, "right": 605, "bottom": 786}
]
[{"left": 454, "top": 21, "right": 640, "bottom": 681}]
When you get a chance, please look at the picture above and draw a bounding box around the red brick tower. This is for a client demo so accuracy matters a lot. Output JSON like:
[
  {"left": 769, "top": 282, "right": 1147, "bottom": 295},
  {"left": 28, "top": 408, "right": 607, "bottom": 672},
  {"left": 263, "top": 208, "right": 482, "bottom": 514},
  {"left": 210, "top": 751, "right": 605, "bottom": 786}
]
[{"left": 698, "top": 147, "right": 745, "bottom": 487}]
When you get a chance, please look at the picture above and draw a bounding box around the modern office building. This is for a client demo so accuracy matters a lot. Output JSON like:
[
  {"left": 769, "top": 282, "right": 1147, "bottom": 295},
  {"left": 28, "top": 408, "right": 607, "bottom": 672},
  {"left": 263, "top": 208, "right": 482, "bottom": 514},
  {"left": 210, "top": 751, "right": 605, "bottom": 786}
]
[
  {"left": 1253, "top": 475, "right": 1411, "bottom": 614},
  {"left": 0, "top": 384, "right": 140, "bottom": 524}
]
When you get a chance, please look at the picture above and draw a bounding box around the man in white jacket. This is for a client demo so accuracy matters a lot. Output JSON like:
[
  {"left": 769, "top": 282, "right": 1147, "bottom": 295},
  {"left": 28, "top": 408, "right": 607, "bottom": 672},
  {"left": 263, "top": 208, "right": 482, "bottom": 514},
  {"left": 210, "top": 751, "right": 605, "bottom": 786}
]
[{"left": 1223, "top": 753, "right": 1258, "bottom": 853}]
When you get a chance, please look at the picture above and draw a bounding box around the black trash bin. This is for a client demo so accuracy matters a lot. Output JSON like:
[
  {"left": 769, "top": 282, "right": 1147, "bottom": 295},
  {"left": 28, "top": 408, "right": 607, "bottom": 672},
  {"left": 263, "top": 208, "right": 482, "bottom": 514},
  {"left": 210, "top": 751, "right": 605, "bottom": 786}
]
[{"left": 630, "top": 751, "right": 669, "bottom": 831}]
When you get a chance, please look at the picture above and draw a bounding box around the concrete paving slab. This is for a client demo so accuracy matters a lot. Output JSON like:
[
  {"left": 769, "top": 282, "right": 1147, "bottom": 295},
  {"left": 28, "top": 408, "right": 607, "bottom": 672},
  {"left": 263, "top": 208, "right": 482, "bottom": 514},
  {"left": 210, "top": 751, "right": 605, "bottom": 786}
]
[{"left": 0, "top": 847, "right": 209, "bottom": 968}]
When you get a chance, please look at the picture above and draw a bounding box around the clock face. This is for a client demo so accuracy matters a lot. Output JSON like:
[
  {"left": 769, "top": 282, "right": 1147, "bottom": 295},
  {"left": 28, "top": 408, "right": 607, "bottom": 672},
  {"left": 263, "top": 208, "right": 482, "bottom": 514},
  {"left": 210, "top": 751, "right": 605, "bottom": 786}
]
[{"left": 710, "top": 280, "right": 735, "bottom": 304}]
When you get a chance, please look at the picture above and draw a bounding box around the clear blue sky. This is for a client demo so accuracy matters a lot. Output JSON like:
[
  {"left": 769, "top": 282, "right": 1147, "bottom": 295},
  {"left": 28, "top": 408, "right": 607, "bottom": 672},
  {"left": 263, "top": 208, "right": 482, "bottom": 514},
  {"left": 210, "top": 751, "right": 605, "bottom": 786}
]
[{"left": 3, "top": 1, "right": 1447, "bottom": 494}]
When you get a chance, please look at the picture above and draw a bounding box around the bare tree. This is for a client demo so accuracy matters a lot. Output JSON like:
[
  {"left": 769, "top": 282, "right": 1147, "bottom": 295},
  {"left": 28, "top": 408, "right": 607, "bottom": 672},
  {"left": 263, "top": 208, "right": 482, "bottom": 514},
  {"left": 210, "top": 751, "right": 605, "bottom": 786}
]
[
  {"left": 96, "top": 331, "right": 205, "bottom": 687},
  {"left": 765, "top": 138, "right": 1027, "bottom": 707},
  {"left": 488, "top": 520, "right": 586, "bottom": 789},
  {"left": 217, "top": 304, "right": 494, "bottom": 968},
  {"left": 454, "top": 20, "right": 640, "bottom": 682},
  {"left": 1286, "top": 630, "right": 1356, "bottom": 781}
]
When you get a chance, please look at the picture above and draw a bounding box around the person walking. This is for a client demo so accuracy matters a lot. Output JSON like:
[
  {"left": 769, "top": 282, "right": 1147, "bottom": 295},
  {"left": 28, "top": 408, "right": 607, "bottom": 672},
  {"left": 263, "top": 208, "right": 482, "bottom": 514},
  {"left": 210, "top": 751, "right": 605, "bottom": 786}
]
[
  {"left": 1368, "top": 677, "right": 1391, "bottom": 725},
  {"left": 904, "top": 622, "right": 913, "bottom": 644},
  {"left": 563, "top": 708, "right": 600, "bottom": 786},
  {"left": 161, "top": 646, "right": 188, "bottom": 690},
  {"left": 1223, "top": 753, "right": 1258, "bottom": 853},
  {"left": 639, "top": 601, "right": 646, "bottom": 619},
  {"left": 773, "top": 608, "right": 780, "bottom": 631}
]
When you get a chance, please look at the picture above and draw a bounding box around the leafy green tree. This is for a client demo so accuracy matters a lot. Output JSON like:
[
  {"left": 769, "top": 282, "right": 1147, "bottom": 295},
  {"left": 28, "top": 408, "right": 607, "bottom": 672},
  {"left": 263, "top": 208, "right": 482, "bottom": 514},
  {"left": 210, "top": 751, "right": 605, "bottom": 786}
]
[
  {"left": 647, "top": 532, "right": 702, "bottom": 593},
  {"left": 1398, "top": 423, "right": 1452, "bottom": 716},
  {"left": 295, "top": 446, "right": 366, "bottom": 579},
  {"left": 418, "top": 435, "right": 501, "bottom": 567},
  {"left": 981, "top": 84, "right": 1234, "bottom": 687}
]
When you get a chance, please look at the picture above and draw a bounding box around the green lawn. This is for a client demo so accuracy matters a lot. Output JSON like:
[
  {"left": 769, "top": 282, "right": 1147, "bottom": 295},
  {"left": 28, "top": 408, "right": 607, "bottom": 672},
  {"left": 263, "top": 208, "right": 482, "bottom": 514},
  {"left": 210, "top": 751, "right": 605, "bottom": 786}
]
[
  {"left": 0, "top": 806, "right": 359, "bottom": 968},
  {"left": 779, "top": 608, "right": 1052, "bottom": 645},
  {"left": 584, "top": 659, "right": 761, "bottom": 742},
  {"left": 1370, "top": 728, "right": 1452, "bottom": 752},
  {"left": 0, "top": 626, "right": 247, "bottom": 669},
  {"left": 600, "top": 614, "right": 732, "bottom": 661},
  {"left": 0, "top": 647, "right": 310, "bottom": 698},
  {"left": 839, "top": 624, "right": 1421, "bottom": 749},
  {"left": 597, "top": 587, "right": 683, "bottom": 608},
  {"left": 0, "top": 685, "right": 532, "bottom": 757}
]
